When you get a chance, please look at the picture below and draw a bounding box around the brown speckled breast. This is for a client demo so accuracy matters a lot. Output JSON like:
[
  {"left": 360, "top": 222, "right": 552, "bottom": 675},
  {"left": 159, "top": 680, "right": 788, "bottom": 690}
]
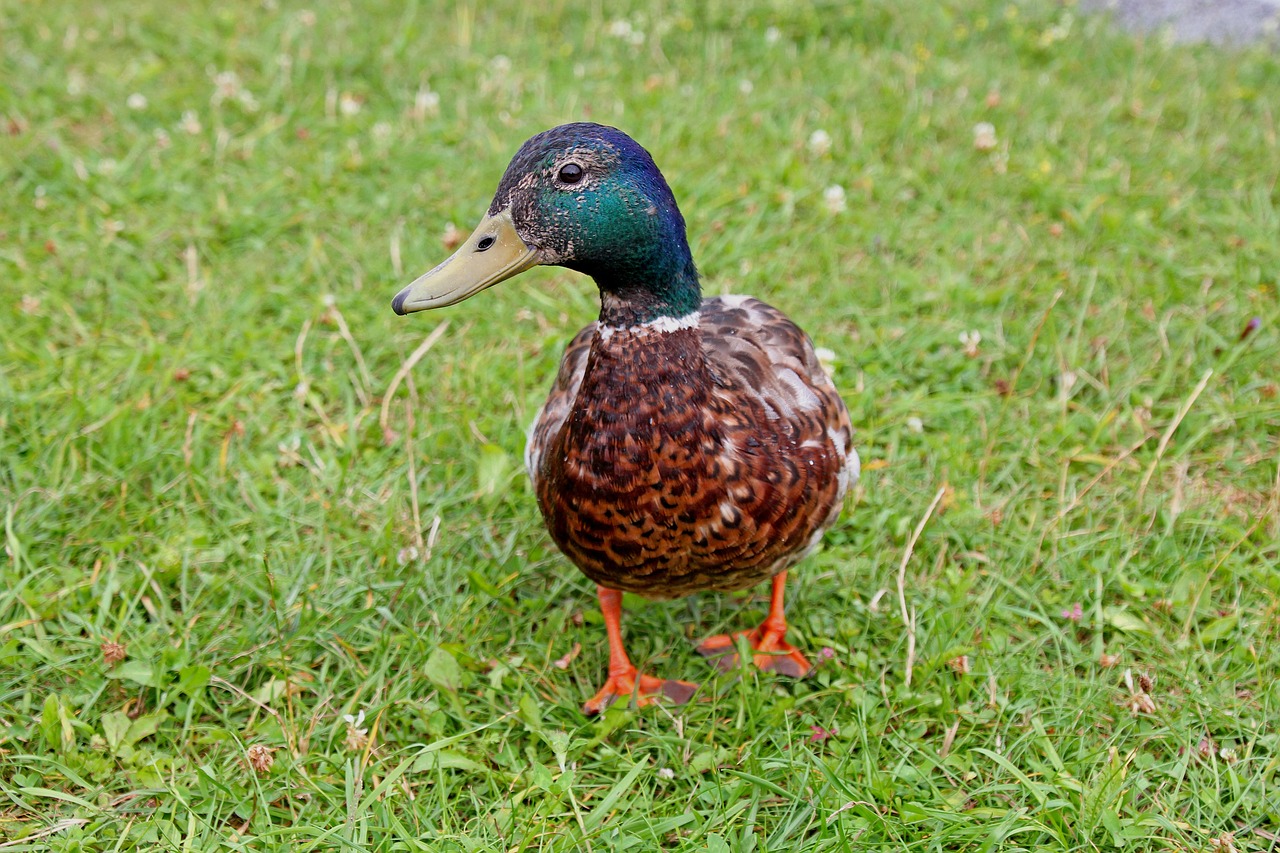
[{"left": 526, "top": 295, "right": 857, "bottom": 600}]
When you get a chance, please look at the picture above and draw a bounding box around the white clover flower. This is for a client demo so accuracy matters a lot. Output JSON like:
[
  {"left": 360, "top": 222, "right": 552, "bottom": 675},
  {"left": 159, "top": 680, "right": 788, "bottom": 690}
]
[
  {"left": 126, "top": 93, "right": 148, "bottom": 110},
  {"left": 343, "top": 709, "right": 369, "bottom": 751},
  {"left": 212, "top": 71, "right": 241, "bottom": 104},
  {"left": 657, "top": 767, "right": 675, "bottom": 780},
  {"left": 413, "top": 87, "right": 440, "bottom": 119},
  {"left": 959, "top": 330, "right": 981, "bottom": 357},
  {"left": 807, "top": 129, "right": 832, "bottom": 157},
  {"left": 973, "top": 122, "right": 997, "bottom": 151},
  {"left": 765, "top": 26, "right": 782, "bottom": 45},
  {"left": 823, "top": 184, "right": 846, "bottom": 214},
  {"left": 180, "top": 110, "right": 202, "bottom": 135},
  {"left": 906, "top": 416, "right": 924, "bottom": 434},
  {"left": 339, "top": 92, "right": 362, "bottom": 116},
  {"left": 738, "top": 79, "right": 754, "bottom": 95}
]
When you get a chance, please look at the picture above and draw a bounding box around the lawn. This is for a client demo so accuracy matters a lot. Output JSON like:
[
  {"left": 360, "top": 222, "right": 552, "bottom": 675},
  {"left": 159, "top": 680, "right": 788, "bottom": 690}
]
[{"left": 2, "top": 0, "right": 1278, "bottom": 849}]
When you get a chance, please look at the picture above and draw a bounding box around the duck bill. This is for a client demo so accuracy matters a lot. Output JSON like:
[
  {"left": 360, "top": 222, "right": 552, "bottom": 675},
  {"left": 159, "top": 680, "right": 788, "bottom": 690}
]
[{"left": 392, "top": 209, "right": 539, "bottom": 314}]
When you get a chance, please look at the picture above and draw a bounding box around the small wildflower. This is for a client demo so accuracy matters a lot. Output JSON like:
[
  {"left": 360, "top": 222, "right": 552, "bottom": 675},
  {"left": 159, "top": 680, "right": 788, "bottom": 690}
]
[
  {"left": 338, "top": 92, "right": 363, "bottom": 116},
  {"left": 973, "top": 121, "right": 997, "bottom": 151},
  {"left": 1049, "top": 222, "right": 1064, "bottom": 237},
  {"left": 212, "top": 71, "right": 242, "bottom": 104},
  {"left": 153, "top": 128, "right": 171, "bottom": 150},
  {"left": 441, "top": 222, "right": 462, "bottom": 250},
  {"left": 948, "top": 655, "right": 971, "bottom": 675},
  {"left": 959, "top": 330, "right": 981, "bottom": 358},
  {"left": 822, "top": 184, "right": 846, "bottom": 214},
  {"left": 737, "top": 79, "right": 754, "bottom": 95},
  {"left": 246, "top": 743, "right": 275, "bottom": 774},
  {"left": 985, "top": 90, "right": 1001, "bottom": 108},
  {"left": 180, "top": 110, "right": 202, "bottom": 135},
  {"left": 807, "top": 129, "right": 832, "bottom": 157},
  {"left": 343, "top": 710, "right": 369, "bottom": 752},
  {"left": 1098, "top": 652, "right": 1120, "bottom": 668},
  {"left": 1196, "top": 736, "right": 1216, "bottom": 761},
  {"left": 411, "top": 87, "right": 440, "bottom": 121},
  {"left": 126, "top": 93, "right": 148, "bottom": 110},
  {"left": 817, "top": 646, "right": 837, "bottom": 663},
  {"left": 173, "top": 368, "right": 190, "bottom": 381},
  {"left": 906, "top": 416, "right": 923, "bottom": 434},
  {"left": 34, "top": 185, "right": 48, "bottom": 210},
  {"left": 764, "top": 26, "right": 782, "bottom": 45},
  {"left": 809, "top": 725, "right": 836, "bottom": 743},
  {"left": 656, "top": 766, "right": 675, "bottom": 780},
  {"left": 20, "top": 295, "right": 42, "bottom": 314},
  {"left": 1121, "top": 669, "right": 1156, "bottom": 715},
  {"left": 1061, "top": 602, "right": 1083, "bottom": 622},
  {"left": 606, "top": 19, "right": 644, "bottom": 45},
  {"left": 396, "top": 545, "right": 419, "bottom": 566},
  {"left": 101, "top": 641, "right": 127, "bottom": 666}
]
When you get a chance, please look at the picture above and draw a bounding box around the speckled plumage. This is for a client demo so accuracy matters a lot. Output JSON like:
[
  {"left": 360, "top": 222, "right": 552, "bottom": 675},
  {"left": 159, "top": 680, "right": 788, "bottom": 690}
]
[
  {"left": 393, "top": 122, "right": 859, "bottom": 709},
  {"left": 527, "top": 296, "right": 857, "bottom": 599}
]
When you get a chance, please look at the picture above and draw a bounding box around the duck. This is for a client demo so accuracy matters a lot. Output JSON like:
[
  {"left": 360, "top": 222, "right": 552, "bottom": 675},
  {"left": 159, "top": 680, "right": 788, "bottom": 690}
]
[{"left": 393, "top": 123, "right": 858, "bottom": 714}]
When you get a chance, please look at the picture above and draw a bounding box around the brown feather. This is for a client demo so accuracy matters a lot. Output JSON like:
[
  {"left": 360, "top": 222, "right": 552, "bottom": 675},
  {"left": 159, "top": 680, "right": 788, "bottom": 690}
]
[{"left": 527, "top": 295, "right": 857, "bottom": 600}]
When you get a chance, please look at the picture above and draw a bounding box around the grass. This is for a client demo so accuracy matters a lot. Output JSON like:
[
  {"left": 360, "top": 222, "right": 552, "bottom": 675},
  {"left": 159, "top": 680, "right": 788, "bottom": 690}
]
[{"left": 2, "top": 0, "right": 1278, "bottom": 849}]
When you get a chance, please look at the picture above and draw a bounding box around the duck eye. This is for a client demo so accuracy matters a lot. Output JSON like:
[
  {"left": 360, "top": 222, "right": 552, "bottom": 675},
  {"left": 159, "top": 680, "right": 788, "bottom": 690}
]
[
  {"left": 476, "top": 235, "right": 495, "bottom": 251},
  {"left": 557, "top": 163, "right": 584, "bottom": 184}
]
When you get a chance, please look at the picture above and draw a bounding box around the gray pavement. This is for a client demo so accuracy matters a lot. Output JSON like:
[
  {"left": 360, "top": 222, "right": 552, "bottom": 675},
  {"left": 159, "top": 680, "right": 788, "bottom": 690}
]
[{"left": 1082, "top": 0, "right": 1280, "bottom": 45}]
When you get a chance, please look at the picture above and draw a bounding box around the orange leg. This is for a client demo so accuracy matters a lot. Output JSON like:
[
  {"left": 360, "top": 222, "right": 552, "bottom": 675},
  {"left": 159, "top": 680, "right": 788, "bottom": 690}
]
[
  {"left": 696, "top": 572, "right": 812, "bottom": 677},
  {"left": 582, "top": 586, "right": 698, "bottom": 715}
]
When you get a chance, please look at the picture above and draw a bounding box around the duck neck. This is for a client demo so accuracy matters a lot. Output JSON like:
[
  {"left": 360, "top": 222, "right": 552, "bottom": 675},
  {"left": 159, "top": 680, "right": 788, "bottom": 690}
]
[{"left": 595, "top": 262, "right": 702, "bottom": 329}]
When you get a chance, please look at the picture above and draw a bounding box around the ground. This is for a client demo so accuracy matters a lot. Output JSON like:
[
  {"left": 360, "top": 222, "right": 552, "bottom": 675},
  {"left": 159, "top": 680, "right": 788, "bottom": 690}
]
[
  {"left": 1, "top": 1, "right": 1278, "bottom": 850},
  {"left": 1083, "top": 0, "right": 1280, "bottom": 45}
]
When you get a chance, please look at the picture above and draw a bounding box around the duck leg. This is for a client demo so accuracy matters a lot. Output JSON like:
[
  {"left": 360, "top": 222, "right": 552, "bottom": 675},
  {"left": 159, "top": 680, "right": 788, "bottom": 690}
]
[
  {"left": 582, "top": 586, "right": 698, "bottom": 714},
  {"left": 696, "top": 572, "right": 813, "bottom": 678}
]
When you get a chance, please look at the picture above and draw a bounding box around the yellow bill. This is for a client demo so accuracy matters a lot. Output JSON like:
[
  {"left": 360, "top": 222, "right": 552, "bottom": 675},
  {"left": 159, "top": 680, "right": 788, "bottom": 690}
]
[{"left": 392, "top": 208, "right": 540, "bottom": 314}]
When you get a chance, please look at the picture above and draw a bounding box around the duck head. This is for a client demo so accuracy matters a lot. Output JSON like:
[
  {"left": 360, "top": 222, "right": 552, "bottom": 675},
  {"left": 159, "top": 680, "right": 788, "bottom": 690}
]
[{"left": 392, "top": 122, "right": 701, "bottom": 326}]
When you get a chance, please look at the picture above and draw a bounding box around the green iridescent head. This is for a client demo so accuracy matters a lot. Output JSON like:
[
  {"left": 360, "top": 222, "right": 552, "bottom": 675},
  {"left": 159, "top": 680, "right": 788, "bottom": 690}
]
[{"left": 393, "top": 123, "right": 701, "bottom": 325}]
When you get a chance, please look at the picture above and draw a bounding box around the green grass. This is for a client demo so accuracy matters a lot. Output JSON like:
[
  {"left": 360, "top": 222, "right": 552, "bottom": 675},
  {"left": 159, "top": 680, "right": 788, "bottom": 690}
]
[{"left": 2, "top": 0, "right": 1279, "bottom": 849}]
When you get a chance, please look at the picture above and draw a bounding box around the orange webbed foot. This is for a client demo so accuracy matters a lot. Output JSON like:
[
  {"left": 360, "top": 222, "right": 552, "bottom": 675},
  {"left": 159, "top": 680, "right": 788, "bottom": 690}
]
[
  {"left": 696, "top": 625, "right": 813, "bottom": 678},
  {"left": 581, "top": 666, "right": 698, "bottom": 715}
]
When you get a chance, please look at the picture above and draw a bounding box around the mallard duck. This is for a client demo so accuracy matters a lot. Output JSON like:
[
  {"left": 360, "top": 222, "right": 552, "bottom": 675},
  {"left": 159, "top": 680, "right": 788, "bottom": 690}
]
[{"left": 393, "top": 123, "right": 858, "bottom": 714}]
